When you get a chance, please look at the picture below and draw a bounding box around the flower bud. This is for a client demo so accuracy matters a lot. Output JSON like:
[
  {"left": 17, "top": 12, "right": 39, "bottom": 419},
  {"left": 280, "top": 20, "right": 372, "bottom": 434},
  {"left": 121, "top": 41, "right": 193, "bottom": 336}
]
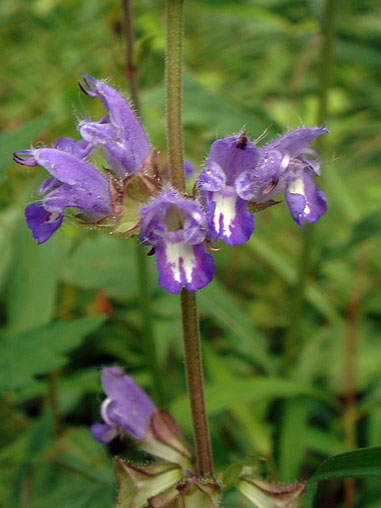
[
  {"left": 148, "top": 477, "right": 221, "bottom": 508},
  {"left": 237, "top": 474, "right": 305, "bottom": 508},
  {"left": 140, "top": 410, "right": 194, "bottom": 469},
  {"left": 114, "top": 460, "right": 183, "bottom": 508}
]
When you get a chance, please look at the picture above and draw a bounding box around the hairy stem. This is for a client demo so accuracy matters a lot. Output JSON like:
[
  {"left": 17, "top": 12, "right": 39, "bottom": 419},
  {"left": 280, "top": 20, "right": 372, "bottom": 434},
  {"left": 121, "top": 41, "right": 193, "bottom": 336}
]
[
  {"left": 122, "top": 0, "right": 165, "bottom": 406},
  {"left": 165, "top": 0, "right": 185, "bottom": 193},
  {"left": 165, "top": 0, "right": 214, "bottom": 476},
  {"left": 180, "top": 289, "right": 214, "bottom": 476}
]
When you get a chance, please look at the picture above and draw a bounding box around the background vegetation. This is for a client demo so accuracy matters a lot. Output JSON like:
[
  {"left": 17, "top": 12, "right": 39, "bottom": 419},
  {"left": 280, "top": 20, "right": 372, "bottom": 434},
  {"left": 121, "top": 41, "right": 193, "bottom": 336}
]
[{"left": 0, "top": 0, "right": 380, "bottom": 506}]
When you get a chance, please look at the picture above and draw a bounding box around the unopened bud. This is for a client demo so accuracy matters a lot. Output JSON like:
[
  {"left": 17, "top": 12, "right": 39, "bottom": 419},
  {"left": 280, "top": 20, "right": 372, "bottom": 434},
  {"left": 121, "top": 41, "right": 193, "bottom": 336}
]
[
  {"left": 237, "top": 474, "right": 305, "bottom": 508},
  {"left": 115, "top": 460, "right": 183, "bottom": 508},
  {"left": 141, "top": 411, "right": 194, "bottom": 469}
]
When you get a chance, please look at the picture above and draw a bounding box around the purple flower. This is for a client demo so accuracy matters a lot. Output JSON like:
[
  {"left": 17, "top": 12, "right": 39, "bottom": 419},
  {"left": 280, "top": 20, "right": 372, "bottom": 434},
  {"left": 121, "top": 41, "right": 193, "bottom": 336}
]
[
  {"left": 14, "top": 144, "right": 113, "bottom": 244},
  {"left": 13, "top": 75, "right": 154, "bottom": 244},
  {"left": 91, "top": 367, "right": 156, "bottom": 444},
  {"left": 78, "top": 75, "right": 150, "bottom": 178},
  {"left": 139, "top": 188, "right": 215, "bottom": 294},
  {"left": 184, "top": 160, "right": 195, "bottom": 179},
  {"left": 197, "top": 133, "right": 259, "bottom": 246},
  {"left": 235, "top": 126, "right": 328, "bottom": 226}
]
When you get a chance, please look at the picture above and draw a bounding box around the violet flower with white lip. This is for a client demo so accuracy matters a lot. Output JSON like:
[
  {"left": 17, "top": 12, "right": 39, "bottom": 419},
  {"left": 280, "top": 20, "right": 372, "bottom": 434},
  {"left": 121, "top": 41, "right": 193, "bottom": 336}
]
[
  {"left": 78, "top": 75, "right": 150, "bottom": 178},
  {"left": 197, "top": 133, "right": 260, "bottom": 246},
  {"left": 235, "top": 126, "right": 328, "bottom": 226},
  {"left": 13, "top": 142, "right": 113, "bottom": 244},
  {"left": 91, "top": 367, "right": 156, "bottom": 444},
  {"left": 139, "top": 188, "right": 215, "bottom": 294}
]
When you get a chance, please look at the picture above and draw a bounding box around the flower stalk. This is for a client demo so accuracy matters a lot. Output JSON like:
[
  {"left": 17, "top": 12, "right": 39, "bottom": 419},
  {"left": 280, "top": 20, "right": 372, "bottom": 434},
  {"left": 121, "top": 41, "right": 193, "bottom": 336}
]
[{"left": 165, "top": 0, "right": 214, "bottom": 477}]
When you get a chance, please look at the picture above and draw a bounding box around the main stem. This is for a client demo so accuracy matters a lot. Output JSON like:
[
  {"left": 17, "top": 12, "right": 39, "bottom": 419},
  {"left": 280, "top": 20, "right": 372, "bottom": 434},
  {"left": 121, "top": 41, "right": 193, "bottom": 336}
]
[
  {"left": 165, "top": 0, "right": 214, "bottom": 477},
  {"left": 122, "top": 0, "right": 165, "bottom": 406}
]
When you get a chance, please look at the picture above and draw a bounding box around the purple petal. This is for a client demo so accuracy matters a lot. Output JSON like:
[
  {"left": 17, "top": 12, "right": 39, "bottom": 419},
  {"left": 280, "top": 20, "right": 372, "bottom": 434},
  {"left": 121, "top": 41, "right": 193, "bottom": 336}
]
[
  {"left": 100, "top": 367, "right": 156, "bottom": 440},
  {"left": 155, "top": 241, "right": 215, "bottom": 294},
  {"left": 197, "top": 162, "right": 226, "bottom": 192},
  {"left": 25, "top": 203, "right": 63, "bottom": 244},
  {"left": 20, "top": 148, "right": 112, "bottom": 216},
  {"left": 184, "top": 160, "right": 195, "bottom": 179},
  {"left": 55, "top": 136, "right": 93, "bottom": 159},
  {"left": 262, "top": 126, "right": 328, "bottom": 157},
  {"left": 285, "top": 171, "right": 327, "bottom": 226},
  {"left": 79, "top": 76, "right": 150, "bottom": 174},
  {"left": 206, "top": 186, "right": 255, "bottom": 246},
  {"left": 205, "top": 134, "right": 260, "bottom": 185},
  {"left": 235, "top": 149, "right": 287, "bottom": 202},
  {"left": 139, "top": 188, "right": 208, "bottom": 246},
  {"left": 91, "top": 423, "right": 118, "bottom": 444},
  {"left": 21, "top": 148, "right": 108, "bottom": 188},
  {"left": 38, "top": 177, "right": 62, "bottom": 196},
  {"left": 42, "top": 182, "right": 112, "bottom": 217},
  {"left": 79, "top": 119, "right": 140, "bottom": 177}
]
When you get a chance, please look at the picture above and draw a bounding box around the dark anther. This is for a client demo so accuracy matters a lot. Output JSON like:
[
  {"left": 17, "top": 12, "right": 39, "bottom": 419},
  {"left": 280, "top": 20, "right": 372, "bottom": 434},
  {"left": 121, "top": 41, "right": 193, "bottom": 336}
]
[
  {"left": 13, "top": 153, "right": 37, "bottom": 166},
  {"left": 235, "top": 132, "right": 248, "bottom": 150},
  {"left": 147, "top": 247, "right": 156, "bottom": 256},
  {"left": 78, "top": 80, "right": 90, "bottom": 96}
]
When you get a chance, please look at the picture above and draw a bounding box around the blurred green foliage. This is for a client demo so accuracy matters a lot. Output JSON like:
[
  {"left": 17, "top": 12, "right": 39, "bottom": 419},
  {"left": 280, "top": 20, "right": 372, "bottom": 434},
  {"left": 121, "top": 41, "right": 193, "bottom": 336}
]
[{"left": 0, "top": 0, "right": 381, "bottom": 506}]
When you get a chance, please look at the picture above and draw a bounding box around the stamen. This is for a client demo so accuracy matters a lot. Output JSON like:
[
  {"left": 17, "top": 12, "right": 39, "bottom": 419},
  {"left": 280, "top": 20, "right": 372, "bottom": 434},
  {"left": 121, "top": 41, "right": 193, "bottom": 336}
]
[
  {"left": 100, "top": 398, "right": 114, "bottom": 426},
  {"left": 13, "top": 153, "right": 38, "bottom": 166},
  {"left": 279, "top": 153, "right": 290, "bottom": 172},
  {"left": 206, "top": 239, "right": 220, "bottom": 252},
  {"left": 262, "top": 180, "right": 278, "bottom": 195}
]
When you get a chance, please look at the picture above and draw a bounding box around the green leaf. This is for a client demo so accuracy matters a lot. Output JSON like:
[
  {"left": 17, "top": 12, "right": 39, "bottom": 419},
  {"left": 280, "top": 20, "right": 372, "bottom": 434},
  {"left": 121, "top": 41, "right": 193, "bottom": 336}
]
[
  {"left": 0, "top": 116, "right": 53, "bottom": 174},
  {"left": 0, "top": 316, "right": 104, "bottom": 392},
  {"left": 198, "top": 280, "right": 276, "bottom": 374},
  {"left": 223, "top": 458, "right": 268, "bottom": 488},
  {"left": 278, "top": 399, "right": 310, "bottom": 483},
  {"left": 305, "top": 447, "right": 381, "bottom": 506},
  {"left": 350, "top": 209, "right": 381, "bottom": 245},
  {"left": 170, "top": 378, "right": 336, "bottom": 429},
  {"left": 61, "top": 235, "right": 150, "bottom": 298},
  {"left": 7, "top": 217, "right": 67, "bottom": 333},
  {"left": 204, "top": 345, "right": 272, "bottom": 456},
  {"left": 31, "top": 428, "right": 115, "bottom": 508},
  {"left": 309, "top": 446, "right": 381, "bottom": 481},
  {"left": 245, "top": 236, "right": 342, "bottom": 325},
  {"left": 0, "top": 207, "right": 18, "bottom": 291}
]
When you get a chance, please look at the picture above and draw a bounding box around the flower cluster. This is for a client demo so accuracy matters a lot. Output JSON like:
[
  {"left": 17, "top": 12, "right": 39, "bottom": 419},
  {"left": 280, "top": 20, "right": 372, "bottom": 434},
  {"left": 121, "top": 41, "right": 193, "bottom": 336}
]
[{"left": 14, "top": 76, "right": 328, "bottom": 294}]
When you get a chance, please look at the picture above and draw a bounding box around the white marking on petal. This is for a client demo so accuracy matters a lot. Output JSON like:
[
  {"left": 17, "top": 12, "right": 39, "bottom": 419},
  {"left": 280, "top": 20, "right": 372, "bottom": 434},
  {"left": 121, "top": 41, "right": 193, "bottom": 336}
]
[
  {"left": 165, "top": 242, "right": 195, "bottom": 284},
  {"left": 48, "top": 212, "right": 61, "bottom": 223},
  {"left": 288, "top": 178, "right": 311, "bottom": 216},
  {"left": 212, "top": 191, "right": 236, "bottom": 238},
  {"left": 288, "top": 178, "right": 305, "bottom": 196}
]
